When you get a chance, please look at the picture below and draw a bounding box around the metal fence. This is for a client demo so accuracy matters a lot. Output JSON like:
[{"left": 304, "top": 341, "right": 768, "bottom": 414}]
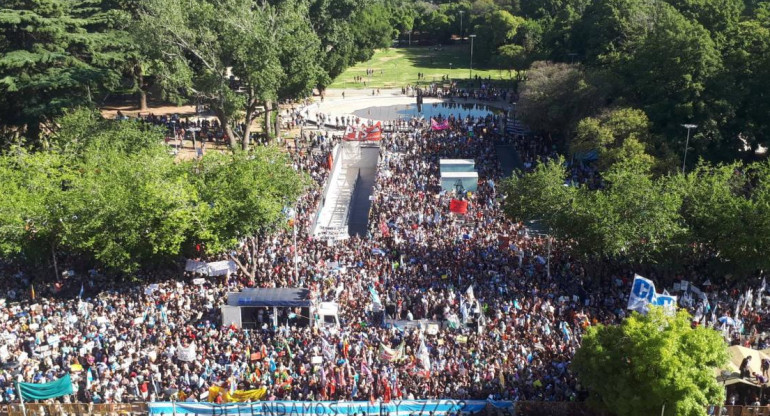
[
  {"left": 710, "top": 406, "right": 770, "bottom": 416},
  {"left": 2, "top": 403, "right": 147, "bottom": 416},
  {"left": 2, "top": 402, "right": 767, "bottom": 416}
]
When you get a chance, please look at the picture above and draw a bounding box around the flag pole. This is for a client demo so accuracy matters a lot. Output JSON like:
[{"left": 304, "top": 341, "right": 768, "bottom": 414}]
[{"left": 17, "top": 382, "right": 27, "bottom": 416}]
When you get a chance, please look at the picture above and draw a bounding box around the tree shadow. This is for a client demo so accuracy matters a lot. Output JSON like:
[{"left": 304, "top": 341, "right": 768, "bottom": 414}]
[{"left": 400, "top": 44, "right": 473, "bottom": 70}]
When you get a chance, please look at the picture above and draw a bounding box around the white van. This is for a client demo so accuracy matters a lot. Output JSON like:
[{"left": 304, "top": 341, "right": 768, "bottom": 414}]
[{"left": 316, "top": 302, "right": 340, "bottom": 328}]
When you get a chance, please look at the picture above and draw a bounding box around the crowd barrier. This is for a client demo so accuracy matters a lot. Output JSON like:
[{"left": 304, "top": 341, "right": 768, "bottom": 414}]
[
  {"left": 513, "top": 401, "right": 609, "bottom": 416},
  {"left": 4, "top": 402, "right": 146, "bottom": 416},
  {"left": 0, "top": 400, "right": 513, "bottom": 416},
  {"left": 709, "top": 406, "right": 770, "bottom": 416},
  {"left": 4, "top": 402, "right": 770, "bottom": 416},
  {"left": 148, "top": 400, "right": 512, "bottom": 416}
]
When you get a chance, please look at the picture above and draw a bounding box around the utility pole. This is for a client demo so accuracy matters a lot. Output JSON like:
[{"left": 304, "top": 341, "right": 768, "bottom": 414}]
[{"left": 469, "top": 34, "right": 476, "bottom": 79}]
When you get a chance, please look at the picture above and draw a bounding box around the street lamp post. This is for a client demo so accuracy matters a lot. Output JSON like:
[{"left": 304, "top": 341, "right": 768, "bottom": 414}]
[
  {"left": 681, "top": 124, "right": 697, "bottom": 174},
  {"left": 469, "top": 34, "right": 476, "bottom": 79},
  {"left": 459, "top": 11, "right": 464, "bottom": 41}
]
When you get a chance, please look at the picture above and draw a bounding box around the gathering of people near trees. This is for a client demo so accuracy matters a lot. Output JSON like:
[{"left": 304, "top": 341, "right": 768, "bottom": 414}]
[{"left": 1, "top": 0, "right": 770, "bottom": 416}]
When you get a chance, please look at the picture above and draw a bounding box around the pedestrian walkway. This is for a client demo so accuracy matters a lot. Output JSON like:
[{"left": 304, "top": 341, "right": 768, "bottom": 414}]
[{"left": 496, "top": 144, "right": 524, "bottom": 177}]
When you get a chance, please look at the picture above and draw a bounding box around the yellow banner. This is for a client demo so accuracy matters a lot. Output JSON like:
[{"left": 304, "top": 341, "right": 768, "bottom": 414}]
[{"left": 208, "top": 386, "right": 267, "bottom": 403}]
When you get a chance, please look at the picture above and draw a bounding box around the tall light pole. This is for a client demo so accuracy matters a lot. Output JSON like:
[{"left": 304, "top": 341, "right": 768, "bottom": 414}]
[
  {"left": 469, "top": 34, "right": 476, "bottom": 79},
  {"left": 459, "top": 11, "right": 464, "bottom": 41},
  {"left": 682, "top": 124, "right": 697, "bottom": 174}
]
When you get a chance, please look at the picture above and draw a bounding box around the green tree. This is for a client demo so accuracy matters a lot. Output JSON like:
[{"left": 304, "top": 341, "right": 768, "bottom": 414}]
[
  {"left": 718, "top": 19, "right": 770, "bottom": 155},
  {"left": 503, "top": 157, "right": 685, "bottom": 262},
  {"left": 189, "top": 147, "right": 309, "bottom": 272},
  {"left": 516, "top": 61, "right": 605, "bottom": 141},
  {"left": 493, "top": 44, "right": 527, "bottom": 75},
  {"left": 678, "top": 161, "right": 770, "bottom": 275},
  {"left": 308, "top": 0, "right": 372, "bottom": 88},
  {"left": 0, "top": 109, "right": 309, "bottom": 275},
  {"left": 573, "top": 0, "right": 656, "bottom": 65},
  {"left": 573, "top": 307, "right": 728, "bottom": 416},
  {"left": 349, "top": 1, "right": 394, "bottom": 60},
  {"left": 571, "top": 107, "right": 655, "bottom": 170},
  {"left": 0, "top": 0, "right": 125, "bottom": 142},
  {"left": 138, "top": 0, "right": 323, "bottom": 149},
  {"left": 64, "top": 142, "right": 196, "bottom": 272},
  {"left": 473, "top": 10, "right": 524, "bottom": 64},
  {"left": 0, "top": 149, "right": 76, "bottom": 277},
  {"left": 664, "top": 0, "right": 743, "bottom": 47},
  {"left": 619, "top": 4, "right": 721, "bottom": 150}
]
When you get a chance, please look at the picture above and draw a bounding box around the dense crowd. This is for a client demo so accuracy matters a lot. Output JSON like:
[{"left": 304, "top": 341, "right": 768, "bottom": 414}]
[{"left": 0, "top": 100, "right": 766, "bottom": 407}]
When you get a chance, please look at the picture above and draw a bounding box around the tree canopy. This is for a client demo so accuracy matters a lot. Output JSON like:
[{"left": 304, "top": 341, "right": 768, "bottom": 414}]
[
  {"left": 502, "top": 156, "right": 770, "bottom": 276},
  {"left": 0, "top": 109, "right": 308, "bottom": 274},
  {"left": 572, "top": 307, "right": 728, "bottom": 416}
]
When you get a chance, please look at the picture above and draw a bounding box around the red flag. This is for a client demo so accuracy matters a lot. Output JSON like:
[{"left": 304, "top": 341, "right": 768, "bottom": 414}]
[
  {"left": 365, "top": 122, "right": 382, "bottom": 141},
  {"left": 327, "top": 153, "right": 333, "bottom": 169},
  {"left": 449, "top": 199, "right": 468, "bottom": 214},
  {"left": 379, "top": 219, "right": 390, "bottom": 237},
  {"left": 344, "top": 126, "right": 358, "bottom": 141}
]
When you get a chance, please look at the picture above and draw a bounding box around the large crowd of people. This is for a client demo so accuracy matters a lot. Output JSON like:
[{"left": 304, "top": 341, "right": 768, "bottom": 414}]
[{"left": 0, "top": 89, "right": 766, "bottom": 408}]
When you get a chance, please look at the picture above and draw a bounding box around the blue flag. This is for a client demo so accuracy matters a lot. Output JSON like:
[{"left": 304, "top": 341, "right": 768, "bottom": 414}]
[
  {"left": 369, "top": 285, "right": 382, "bottom": 309},
  {"left": 627, "top": 274, "right": 657, "bottom": 314}
]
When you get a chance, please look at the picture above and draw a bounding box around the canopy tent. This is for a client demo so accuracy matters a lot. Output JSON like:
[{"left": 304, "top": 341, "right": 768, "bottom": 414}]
[
  {"left": 715, "top": 345, "right": 770, "bottom": 387},
  {"left": 227, "top": 288, "right": 311, "bottom": 308}
]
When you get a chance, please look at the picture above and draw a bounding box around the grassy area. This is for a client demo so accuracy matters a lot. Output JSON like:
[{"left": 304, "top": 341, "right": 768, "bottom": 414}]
[{"left": 328, "top": 45, "right": 516, "bottom": 89}]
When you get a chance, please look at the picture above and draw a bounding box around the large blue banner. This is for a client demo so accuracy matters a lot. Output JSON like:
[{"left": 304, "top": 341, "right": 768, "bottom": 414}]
[{"left": 148, "top": 399, "right": 514, "bottom": 416}]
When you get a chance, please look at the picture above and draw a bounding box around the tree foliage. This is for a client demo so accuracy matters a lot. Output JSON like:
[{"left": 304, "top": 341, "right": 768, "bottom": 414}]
[
  {"left": 190, "top": 147, "right": 309, "bottom": 254},
  {"left": 517, "top": 61, "right": 606, "bottom": 140},
  {"left": 0, "top": 109, "right": 307, "bottom": 274},
  {"left": 503, "top": 157, "right": 685, "bottom": 263},
  {"left": 0, "top": 0, "right": 127, "bottom": 141},
  {"left": 573, "top": 307, "right": 728, "bottom": 416},
  {"left": 137, "top": 0, "right": 323, "bottom": 149},
  {"left": 572, "top": 107, "right": 655, "bottom": 170},
  {"left": 678, "top": 161, "right": 770, "bottom": 275},
  {"left": 503, "top": 155, "right": 770, "bottom": 275}
]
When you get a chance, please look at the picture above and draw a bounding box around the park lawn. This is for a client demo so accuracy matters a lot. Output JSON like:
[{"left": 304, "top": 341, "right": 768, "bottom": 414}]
[{"left": 328, "top": 45, "right": 516, "bottom": 89}]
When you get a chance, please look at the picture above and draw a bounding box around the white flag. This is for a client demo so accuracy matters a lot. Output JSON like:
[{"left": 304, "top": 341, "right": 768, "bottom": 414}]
[
  {"left": 627, "top": 274, "right": 656, "bottom": 314},
  {"left": 466, "top": 285, "right": 475, "bottom": 302},
  {"left": 417, "top": 338, "right": 430, "bottom": 370}
]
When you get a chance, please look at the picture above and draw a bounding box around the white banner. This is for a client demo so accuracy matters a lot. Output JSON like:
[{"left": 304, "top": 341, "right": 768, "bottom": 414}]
[
  {"left": 185, "top": 259, "right": 208, "bottom": 274},
  {"left": 627, "top": 274, "right": 657, "bottom": 313},
  {"left": 145, "top": 284, "right": 160, "bottom": 295},
  {"left": 207, "top": 260, "right": 237, "bottom": 276},
  {"left": 176, "top": 343, "right": 197, "bottom": 362}
]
